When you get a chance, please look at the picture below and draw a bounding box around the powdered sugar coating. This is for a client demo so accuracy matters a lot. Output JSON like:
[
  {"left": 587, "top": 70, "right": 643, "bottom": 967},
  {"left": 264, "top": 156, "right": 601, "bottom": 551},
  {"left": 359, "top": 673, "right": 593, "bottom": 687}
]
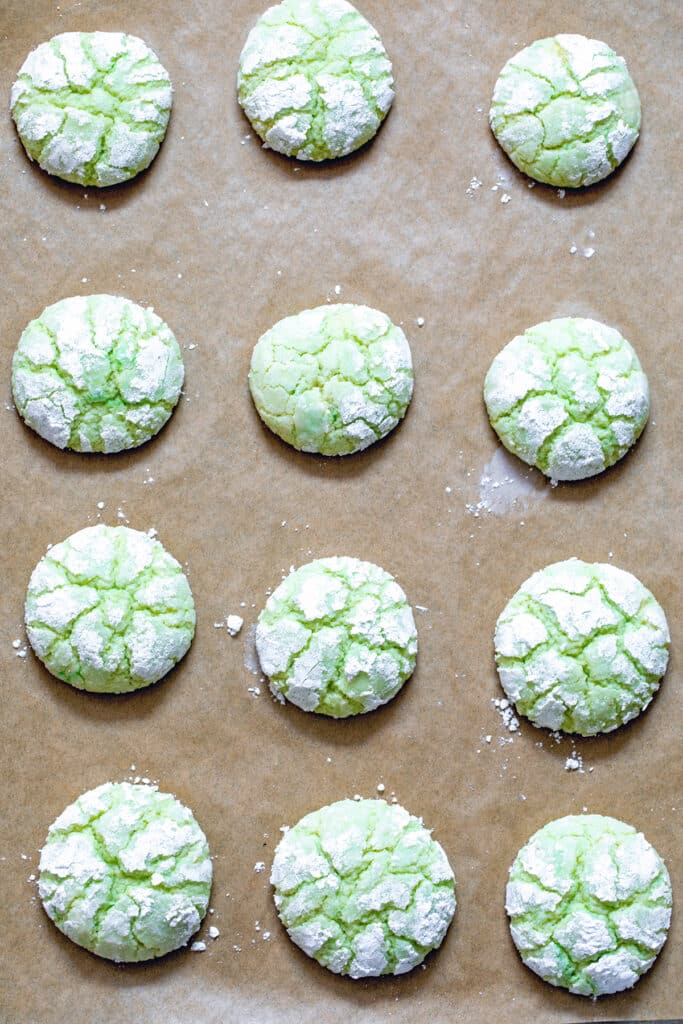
[
  {"left": 490, "top": 34, "right": 640, "bottom": 187},
  {"left": 256, "top": 556, "right": 417, "bottom": 716},
  {"left": 12, "top": 295, "right": 184, "bottom": 453},
  {"left": 237, "top": 0, "right": 394, "bottom": 161},
  {"left": 11, "top": 32, "right": 172, "bottom": 186},
  {"left": 249, "top": 304, "right": 413, "bottom": 455},
  {"left": 25, "top": 525, "right": 195, "bottom": 693},
  {"left": 271, "top": 798, "right": 455, "bottom": 977},
  {"left": 484, "top": 317, "right": 649, "bottom": 481},
  {"left": 506, "top": 815, "right": 672, "bottom": 996},
  {"left": 494, "top": 558, "right": 669, "bottom": 735},
  {"left": 39, "top": 782, "right": 211, "bottom": 962}
]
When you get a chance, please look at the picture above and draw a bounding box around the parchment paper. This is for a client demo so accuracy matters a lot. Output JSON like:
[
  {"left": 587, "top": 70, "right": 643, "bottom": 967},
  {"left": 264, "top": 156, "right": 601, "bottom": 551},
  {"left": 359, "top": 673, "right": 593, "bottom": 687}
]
[{"left": 0, "top": 2, "right": 681, "bottom": 1022}]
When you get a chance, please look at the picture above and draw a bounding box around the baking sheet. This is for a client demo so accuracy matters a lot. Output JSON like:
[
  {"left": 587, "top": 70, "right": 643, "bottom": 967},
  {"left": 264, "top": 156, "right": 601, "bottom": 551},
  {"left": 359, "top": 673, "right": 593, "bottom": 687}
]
[{"left": 0, "top": 1, "right": 681, "bottom": 1021}]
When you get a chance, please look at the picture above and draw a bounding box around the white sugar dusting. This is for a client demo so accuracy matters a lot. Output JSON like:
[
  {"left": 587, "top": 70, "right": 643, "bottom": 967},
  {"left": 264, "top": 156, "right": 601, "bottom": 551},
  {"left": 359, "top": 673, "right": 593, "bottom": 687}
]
[{"left": 467, "top": 448, "right": 548, "bottom": 516}]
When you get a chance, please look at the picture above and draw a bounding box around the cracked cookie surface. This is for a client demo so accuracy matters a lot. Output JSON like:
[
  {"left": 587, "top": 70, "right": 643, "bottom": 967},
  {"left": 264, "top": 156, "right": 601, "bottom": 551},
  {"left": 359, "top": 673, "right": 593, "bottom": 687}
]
[
  {"left": 12, "top": 294, "right": 184, "bottom": 453},
  {"left": 494, "top": 558, "right": 669, "bottom": 736},
  {"left": 39, "top": 782, "right": 212, "bottom": 962},
  {"left": 249, "top": 304, "right": 413, "bottom": 455},
  {"left": 25, "top": 524, "right": 195, "bottom": 693},
  {"left": 271, "top": 798, "right": 455, "bottom": 977},
  {"left": 11, "top": 31, "right": 172, "bottom": 186},
  {"left": 256, "top": 556, "right": 417, "bottom": 717},
  {"left": 484, "top": 317, "right": 649, "bottom": 482},
  {"left": 489, "top": 34, "right": 640, "bottom": 187},
  {"left": 237, "top": 0, "right": 394, "bottom": 161},
  {"left": 506, "top": 815, "right": 672, "bottom": 996}
]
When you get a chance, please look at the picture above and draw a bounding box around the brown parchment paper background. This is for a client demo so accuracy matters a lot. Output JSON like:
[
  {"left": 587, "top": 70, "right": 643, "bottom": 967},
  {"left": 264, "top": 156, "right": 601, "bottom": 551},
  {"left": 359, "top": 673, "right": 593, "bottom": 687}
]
[{"left": 0, "top": 2, "right": 681, "bottom": 1022}]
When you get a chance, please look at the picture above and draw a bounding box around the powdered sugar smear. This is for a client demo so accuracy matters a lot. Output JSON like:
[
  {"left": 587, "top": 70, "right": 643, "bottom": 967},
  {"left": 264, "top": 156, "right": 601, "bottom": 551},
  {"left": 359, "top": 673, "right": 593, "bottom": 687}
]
[
  {"left": 467, "top": 448, "right": 548, "bottom": 516},
  {"left": 243, "top": 623, "right": 263, "bottom": 677}
]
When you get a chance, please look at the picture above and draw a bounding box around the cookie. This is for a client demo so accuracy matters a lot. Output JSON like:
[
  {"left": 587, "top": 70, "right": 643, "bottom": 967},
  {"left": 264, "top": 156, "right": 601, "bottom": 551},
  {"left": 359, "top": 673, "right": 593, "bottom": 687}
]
[
  {"left": 484, "top": 317, "right": 649, "bottom": 482},
  {"left": 271, "top": 798, "right": 455, "bottom": 977},
  {"left": 237, "top": 0, "right": 394, "bottom": 161},
  {"left": 12, "top": 295, "right": 184, "bottom": 453},
  {"left": 11, "top": 32, "right": 172, "bottom": 187},
  {"left": 249, "top": 304, "right": 413, "bottom": 455},
  {"left": 489, "top": 34, "right": 640, "bottom": 187},
  {"left": 39, "top": 782, "right": 212, "bottom": 962},
  {"left": 506, "top": 815, "right": 672, "bottom": 996},
  {"left": 25, "top": 525, "right": 195, "bottom": 693},
  {"left": 494, "top": 558, "right": 669, "bottom": 735},
  {"left": 256, "top": 556, "right": 417, "bottom": 717}
]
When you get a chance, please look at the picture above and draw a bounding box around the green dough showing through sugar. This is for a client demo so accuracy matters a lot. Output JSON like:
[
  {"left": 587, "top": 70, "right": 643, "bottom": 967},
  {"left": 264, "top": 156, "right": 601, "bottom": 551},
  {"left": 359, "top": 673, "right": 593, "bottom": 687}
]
[
  {"left": 25, "top": 525, "right": 196, "bottom": 694},
  {"left": 271, "top": 798, "right": 456, "bottom": 977},
  {"left": 237, "top": 0, "right": 394, "bottom": 161},
  {"left": 256, "top": 556, "right": 417, "bottom": 717},
  {"left": 39, "top": 782, "right": 212, "bottom": 962},
  {"left": 506, "top": 815, "right": 672, "bottom": 997},
  {"left": 484, "top": 317, "right": 649, "bottom": 482},
  {"left": 249, "top": 304, "right": 413, "bottom": 455},
  {"left": 489, "top": 34, "right": 640, "bottom": 187},
  {"left": 494, "top": 558, "right": 669, "bottom": 736},
  {"left": 11, "top": 32, "right": 172, "bottom": 187},
  {"left": 12, "top": 295, "right": 184, "bottom": 453}
]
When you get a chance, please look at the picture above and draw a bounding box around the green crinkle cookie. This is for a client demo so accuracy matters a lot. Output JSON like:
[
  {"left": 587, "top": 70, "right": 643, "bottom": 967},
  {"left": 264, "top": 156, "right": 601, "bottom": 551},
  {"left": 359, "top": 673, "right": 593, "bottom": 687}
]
[
  {"left": 494, "top": 558, "right": 669, "bottom": 736},
  {"left": 249, "top": 304, "right": 413, "bottom": 455},
  {"left": 25, "top": 524, "right": 196, "bottom": 694},
  {"left": 506, "top": 815, "right": 672, "bottom": 997},
  {"left": 39, "top": 782, "right": 212, "bottom": 962},
  {"left": 489, "top": 34, "right": 640, "bottom": 188},
  {"left": 12, "top": 294, "right": 184, "bottom": 453},
  {"left": 11, "top": 32, "right": 172, "bottom": 187},
  {"left": 237, "top": 0, "right": 394, "bottom": 161},
  {"left": 256, "top": 556, "right": 417, "bottom": 717},
  {"left": 271, "top": 798, "right": 456, "bottom": 977},
  {"left": 484, "top": 317, "right": 649, "bottom": 482}
]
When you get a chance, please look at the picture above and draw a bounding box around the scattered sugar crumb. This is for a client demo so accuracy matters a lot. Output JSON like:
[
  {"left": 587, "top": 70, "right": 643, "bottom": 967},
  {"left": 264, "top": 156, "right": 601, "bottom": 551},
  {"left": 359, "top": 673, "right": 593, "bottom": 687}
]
[
  {"left": 492, "top": 697, "right": 519, "bottom": 732},
  {"left": 583, "top": 247, "right": 595, "bottom": 259},
  {"left": 254, "top": 861, "right": 265, "bottom": 873},
  {"left": 466, "top": 176, "right": 482, "bottom": 196},
  {"left": 334, "top": 284, "right": 341, "bottom": 295},
  {"left": 227, "top": 615, "right": 243, "bottom": 636},
  {"left": 376, "top": 783, "right": 385, "bottom": 793},
  {"left": 416, "top": 316, "right": 425, "bottom": 327},
  {"left": 12, "top": 639, "right": 21, "bottom": 649},
  {"left": 557, "top": 189, "right": 566, "bottom": 199},
  {"left": 191, "top": 941, "right": 207, "bottom": 952},
  {"left": 96, "top": 500, "right": 105, "bottom": 510},
  {"left": 565, "top": 751, "right": 584, "bottom": 773},
  {"left": 500, "top": 193, "right": 511, "bottom": 204},
  {"left": 569, "top": 245, "right": 578, "bottom": 254},
  {"left": 208, "top": 926, "right": 220, "bottom": 940},
  {"left": 262, "top": 931, "right": 271, "bottom": 941},
  {"left": 484, "top": 735, "right": 492, "bottom": 744}
]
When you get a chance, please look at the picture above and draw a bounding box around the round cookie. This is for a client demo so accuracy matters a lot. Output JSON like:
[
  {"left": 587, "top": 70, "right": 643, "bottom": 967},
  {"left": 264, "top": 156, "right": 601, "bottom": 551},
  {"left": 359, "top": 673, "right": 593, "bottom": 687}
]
[
  {"left": 494, "top": 558, "right": 669, "bottom": 736},
  {"left": 271, "top": 798, "right": 456, "bottom": 977},
  {"left": 489, "top": 34, "right": 640, "bottom": 188},
  {"left": 237, "top": 0, "right": 394, "bottom": 161},
  {"left": 39, "top": 782, "right": 212, "bottom": 962},
  {"left": 25, "top": 524, "right": 196, "bottom": 693},
  {"left": 11, "top": 32, "right": 172, "bottom": 187},
  {"left": 506, "top": 814, "right": 672, "bottom": 996},
  {"left": 484, "top": 317, "right": 649, "bottom": 482},
  {"left": 256, "top": 556, "right": 417, "bottom": 717},
  {"left": 12, "top": 295, "right": 184, "bottom": 453},
  {"left": 249, "top": 304, "right": 413, "bottom": 455}
]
